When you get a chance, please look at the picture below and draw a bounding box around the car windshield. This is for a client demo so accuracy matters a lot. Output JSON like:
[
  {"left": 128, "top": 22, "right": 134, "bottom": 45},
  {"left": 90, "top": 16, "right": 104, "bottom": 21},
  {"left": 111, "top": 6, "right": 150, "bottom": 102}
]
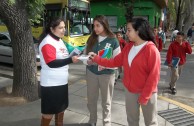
[
  {"left": 0, "top": 34, "right": 11, "bottom": 46},
  {"left": 69, "top": 10, "right": 91, "bottom": 37}
]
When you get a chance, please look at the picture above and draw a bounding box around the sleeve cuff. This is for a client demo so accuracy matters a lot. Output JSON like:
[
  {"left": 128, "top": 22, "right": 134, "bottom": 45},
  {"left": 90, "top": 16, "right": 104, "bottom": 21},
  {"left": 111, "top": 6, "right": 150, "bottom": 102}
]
[{"left": 138, "top": 97, "right": 148, "bottom": 105}]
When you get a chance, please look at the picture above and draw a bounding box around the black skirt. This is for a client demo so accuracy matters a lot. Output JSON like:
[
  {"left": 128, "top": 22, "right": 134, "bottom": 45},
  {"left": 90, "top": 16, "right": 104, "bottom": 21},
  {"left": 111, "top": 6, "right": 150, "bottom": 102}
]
[{"left": 41, "top": 84, "right": 68, "bottom": 114}]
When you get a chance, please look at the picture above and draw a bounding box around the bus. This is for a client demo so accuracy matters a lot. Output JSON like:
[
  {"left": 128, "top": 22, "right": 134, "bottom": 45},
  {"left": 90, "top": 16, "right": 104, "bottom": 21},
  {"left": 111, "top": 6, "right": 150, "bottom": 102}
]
[{"left": 0, "top": 0, "right": 91, "bottom": 52}]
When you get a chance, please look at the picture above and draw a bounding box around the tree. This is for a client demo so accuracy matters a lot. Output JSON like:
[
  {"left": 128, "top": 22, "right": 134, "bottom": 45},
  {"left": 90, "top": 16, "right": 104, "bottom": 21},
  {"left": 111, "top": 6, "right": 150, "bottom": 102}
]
[
  {"left": 124, "top": 0, "right": 135, "bottom": 21},
  {"left": 0, "top": 0, "right": 45, "bottom": 101},
  {"left": 168, "top": 0, "right": 194, "bottom": 33},
  {"left": 180, "top": 0, "right": 194, "bottom": 33},
  {"left": 167, "top": 0, "right": 176, "bottom": 30},
  {"left": 175, "top": 0, "right": 182, "bottom": 30}
]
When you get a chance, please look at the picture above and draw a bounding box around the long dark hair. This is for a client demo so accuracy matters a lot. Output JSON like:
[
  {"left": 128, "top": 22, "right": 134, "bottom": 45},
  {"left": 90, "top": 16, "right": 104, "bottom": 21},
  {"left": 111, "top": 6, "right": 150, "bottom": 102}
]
[
  {"left": 127, "top": 18, "right": 155, "bottom": 44},
  {"left": 86, "top": 15, "right": 115, "bottom": 53},
  {"left": 38, "top": 17, "right": 65, "bottom": 43}
]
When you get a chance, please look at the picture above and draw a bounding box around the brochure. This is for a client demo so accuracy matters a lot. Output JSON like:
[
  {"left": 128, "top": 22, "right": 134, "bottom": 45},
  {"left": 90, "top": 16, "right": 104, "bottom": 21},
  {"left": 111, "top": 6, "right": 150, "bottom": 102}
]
[
  {"left": 164, "top": 57, "right": 180, "bottom": 68},
  {"left": 77, "top": 55, "right": 90, "bottom": 61},
  {"left": 69, "top": 48, "right": 82, "bottom": 57}
]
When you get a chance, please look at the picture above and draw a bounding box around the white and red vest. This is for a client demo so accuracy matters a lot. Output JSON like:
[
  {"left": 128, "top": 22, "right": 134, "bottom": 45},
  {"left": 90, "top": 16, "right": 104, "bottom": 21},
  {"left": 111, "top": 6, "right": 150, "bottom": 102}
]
[{"left": 39, "top": 34, "right": 69, "bottom": 87}]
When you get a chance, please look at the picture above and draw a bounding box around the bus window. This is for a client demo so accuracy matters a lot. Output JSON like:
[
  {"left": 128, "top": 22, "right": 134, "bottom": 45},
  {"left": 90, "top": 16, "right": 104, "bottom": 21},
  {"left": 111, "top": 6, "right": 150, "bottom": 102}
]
[{"left": 69, "top": 10, "right": 90, "bottom": 37}]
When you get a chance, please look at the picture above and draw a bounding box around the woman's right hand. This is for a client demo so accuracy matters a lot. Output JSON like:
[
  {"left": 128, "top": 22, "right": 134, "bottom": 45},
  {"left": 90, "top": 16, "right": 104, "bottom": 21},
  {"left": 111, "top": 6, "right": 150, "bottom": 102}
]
[{"left": 72, "top": 56, "right": 79, "bottom": 63}]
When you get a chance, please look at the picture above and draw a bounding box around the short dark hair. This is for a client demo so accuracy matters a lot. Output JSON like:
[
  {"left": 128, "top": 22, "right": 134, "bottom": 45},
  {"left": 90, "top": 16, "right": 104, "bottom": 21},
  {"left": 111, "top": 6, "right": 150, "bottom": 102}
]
[
  {"left": 192, "top": 23, "right": 194, "bottom": 26},
  {"left": 177, "top": 31, "right": 184, "bottom": 36}
]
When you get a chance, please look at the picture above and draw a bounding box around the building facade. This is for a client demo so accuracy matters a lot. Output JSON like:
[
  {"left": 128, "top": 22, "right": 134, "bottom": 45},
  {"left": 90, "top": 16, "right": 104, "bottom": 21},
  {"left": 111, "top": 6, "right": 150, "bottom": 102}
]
[{"left": 90, "top": 0, "right": 167, "bottom": 32}]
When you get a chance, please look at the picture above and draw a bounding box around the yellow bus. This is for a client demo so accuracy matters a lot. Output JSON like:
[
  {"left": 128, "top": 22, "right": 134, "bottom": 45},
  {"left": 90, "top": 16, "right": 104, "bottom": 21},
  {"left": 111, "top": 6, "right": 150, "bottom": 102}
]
[{"left": 0, "top": 0, "right": 91, "bottom": 52}]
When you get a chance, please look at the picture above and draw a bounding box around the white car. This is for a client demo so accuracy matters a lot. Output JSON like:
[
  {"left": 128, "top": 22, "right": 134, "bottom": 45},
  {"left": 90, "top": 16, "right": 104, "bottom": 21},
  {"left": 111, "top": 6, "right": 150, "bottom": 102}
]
[{"left": 0, "top": 32, "right": 40, "bottom": 66}]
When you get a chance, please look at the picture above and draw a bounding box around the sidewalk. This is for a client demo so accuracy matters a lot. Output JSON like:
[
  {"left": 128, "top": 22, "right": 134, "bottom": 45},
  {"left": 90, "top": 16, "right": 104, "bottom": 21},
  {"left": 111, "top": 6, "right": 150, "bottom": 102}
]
[
  {"left": 0, "top": 70, "right": 190, "bottom": 126},
  {"left": 0, "top": 80, "right": 173, "bottom": 126}
]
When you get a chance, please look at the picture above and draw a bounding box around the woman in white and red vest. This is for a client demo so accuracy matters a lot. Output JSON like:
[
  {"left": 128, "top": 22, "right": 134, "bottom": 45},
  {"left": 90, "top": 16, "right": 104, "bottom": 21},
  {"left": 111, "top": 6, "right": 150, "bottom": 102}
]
[{"left": 39, "top": 17, "right": 79, "bottom": 126}]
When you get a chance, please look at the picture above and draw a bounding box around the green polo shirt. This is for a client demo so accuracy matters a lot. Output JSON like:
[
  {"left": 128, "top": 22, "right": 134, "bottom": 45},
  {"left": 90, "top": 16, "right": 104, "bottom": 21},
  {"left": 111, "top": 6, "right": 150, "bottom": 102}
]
[{"left": 87, "top": 37, "right": 120, "bottom": 75}]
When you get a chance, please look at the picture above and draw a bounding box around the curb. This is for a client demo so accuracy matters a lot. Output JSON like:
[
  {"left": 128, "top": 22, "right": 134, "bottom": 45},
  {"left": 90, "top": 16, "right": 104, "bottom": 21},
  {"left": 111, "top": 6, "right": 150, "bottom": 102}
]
[{"left": 158, "top": 95, "right": 194, "bottom": 114}]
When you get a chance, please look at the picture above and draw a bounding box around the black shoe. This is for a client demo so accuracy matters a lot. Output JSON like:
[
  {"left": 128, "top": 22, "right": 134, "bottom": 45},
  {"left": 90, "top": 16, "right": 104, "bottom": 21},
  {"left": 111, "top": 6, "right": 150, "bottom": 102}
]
[
  {"left": 118, "top": 74, "right": 121, "bottom": 79},
  {"left": 171, "top": 88, "right": 177, "bottom": 95}
]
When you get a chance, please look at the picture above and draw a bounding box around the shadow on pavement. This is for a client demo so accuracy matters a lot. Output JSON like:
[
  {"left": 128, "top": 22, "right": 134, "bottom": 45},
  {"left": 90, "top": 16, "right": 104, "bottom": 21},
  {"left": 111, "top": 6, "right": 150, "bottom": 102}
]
[
  {"left": 0, "top": 119, "right": 92, "bottom": 126},
  {"left": 62, "top": 124, "right": 91, "bottom": 126},
  {"left": 0, "top": 118, "right": 40, "bottom": 126},
  {"left": 158, "top": 85, "right": 172, "bottom": 95}
]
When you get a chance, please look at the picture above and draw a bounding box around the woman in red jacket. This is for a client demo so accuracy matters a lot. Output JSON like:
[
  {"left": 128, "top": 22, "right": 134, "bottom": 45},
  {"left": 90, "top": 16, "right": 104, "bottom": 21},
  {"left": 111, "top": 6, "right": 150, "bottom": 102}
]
[{"left": 89, "top": 18, "right": 161, "bottom": 126}]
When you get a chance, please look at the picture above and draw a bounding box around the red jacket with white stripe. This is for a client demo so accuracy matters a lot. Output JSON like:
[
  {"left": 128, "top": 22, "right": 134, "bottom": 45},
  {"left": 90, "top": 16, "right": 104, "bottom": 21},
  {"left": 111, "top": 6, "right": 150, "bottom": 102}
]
[{"left": 93, "top": 41, "right": 161, "bottom": 105}]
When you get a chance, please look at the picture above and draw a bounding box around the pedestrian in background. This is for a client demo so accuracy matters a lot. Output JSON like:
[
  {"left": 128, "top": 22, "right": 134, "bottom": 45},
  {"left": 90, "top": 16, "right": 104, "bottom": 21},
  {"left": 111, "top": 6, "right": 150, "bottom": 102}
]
[
  {"left": 118, "top": 25, "right": 126, "bottom": 35},
  {"left": 166, "top": 31, "right": 192, "bottom": 94},
  {"left": 158, "top": 27, "right": 166, "bottom": 48},
  {"left": 154, "top": 27, "right": 163, "bottom": 52},
  {"left": 171, "top": 29, "right": 179, "bottom": 42},
  {"left": 187, "top": 22, "right": 194, "bottom": 44},
  {"left": 39, "top": 17, "right": 79, "bottom": 126},
  {"left": 116, "top": 31, "right": 127, "bottom": 50},
  {"left": 89, "top": 18, "right": 160, "bottom": 126},
  {"left": 115, "top": 31, "right": 127, "bottom": 80},
  {"left": 84, "top": 15, "right": 120, "bottom": 126}
]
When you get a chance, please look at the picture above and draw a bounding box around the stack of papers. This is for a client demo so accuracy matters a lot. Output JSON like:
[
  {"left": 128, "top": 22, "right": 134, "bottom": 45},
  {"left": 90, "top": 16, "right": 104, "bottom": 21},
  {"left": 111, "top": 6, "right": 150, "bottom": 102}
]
[
  {"left": 77, "top": 55, "right": 90, "bottom": 61},
  {"left": 69, "top": 48, "right": 82, "bottom": 57}
]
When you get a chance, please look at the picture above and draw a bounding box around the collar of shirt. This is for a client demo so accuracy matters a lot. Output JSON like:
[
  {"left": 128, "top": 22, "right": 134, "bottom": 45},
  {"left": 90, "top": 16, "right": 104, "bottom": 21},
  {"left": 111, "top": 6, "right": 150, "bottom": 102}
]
[
  {"left": 98, "top": 35, "right": 107, "bottom": 43},
  {"left": 49, "top": 32, "right": 60, "bottom": 41}
]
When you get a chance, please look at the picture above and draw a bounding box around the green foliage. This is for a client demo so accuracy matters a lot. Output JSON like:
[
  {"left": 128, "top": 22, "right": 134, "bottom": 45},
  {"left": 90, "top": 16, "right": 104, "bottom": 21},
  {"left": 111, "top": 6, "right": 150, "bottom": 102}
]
[
  {"left": 27, "top": 0, "right": 46, "bottom": 25},
  {"left": 168, "top": 0, "right": 176, "bottom": 22},
  {"left": 6, "top": 0, "right": 45, "bottom": 25},
  {"left": 8, "top": 0, "right": 15, "bottom": 4}
]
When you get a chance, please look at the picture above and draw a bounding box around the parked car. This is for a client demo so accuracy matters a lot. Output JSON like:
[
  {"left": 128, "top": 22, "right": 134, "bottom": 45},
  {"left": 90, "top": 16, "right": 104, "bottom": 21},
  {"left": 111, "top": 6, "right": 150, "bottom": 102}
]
[{"left": 0, "top": 32, "right": 40, "bottom": 66}]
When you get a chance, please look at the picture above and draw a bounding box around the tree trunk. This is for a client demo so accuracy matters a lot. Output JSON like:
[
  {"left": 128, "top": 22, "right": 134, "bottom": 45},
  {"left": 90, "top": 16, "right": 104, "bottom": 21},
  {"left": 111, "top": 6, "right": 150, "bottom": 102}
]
[
  {"left": 174, "top": 0, "right": 194, "bottom": 33},
  {"left": 175, "top": 0, "right": 182, "bottom": 30},
  {"left": 0, "top": 0, "right": 39, "bottom": 101},
  {"left": 182, "top": 0, "right": 194, "bottom": 33}
]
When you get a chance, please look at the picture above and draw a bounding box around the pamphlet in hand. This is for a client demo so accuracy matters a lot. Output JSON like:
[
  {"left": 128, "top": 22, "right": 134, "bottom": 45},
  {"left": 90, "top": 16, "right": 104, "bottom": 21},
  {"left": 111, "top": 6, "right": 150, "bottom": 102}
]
[
  {"left": 164, "top": 57, "right": 180, "bottom": 68},
  {"left": 98, "top": 48, "right": 113, "bottom": 71},
  {"left": 78, "top": 55, "right": 90, "bottom": 61},
  {"left": 69, "top": 48, "right": 82, "bottom": 57}
]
